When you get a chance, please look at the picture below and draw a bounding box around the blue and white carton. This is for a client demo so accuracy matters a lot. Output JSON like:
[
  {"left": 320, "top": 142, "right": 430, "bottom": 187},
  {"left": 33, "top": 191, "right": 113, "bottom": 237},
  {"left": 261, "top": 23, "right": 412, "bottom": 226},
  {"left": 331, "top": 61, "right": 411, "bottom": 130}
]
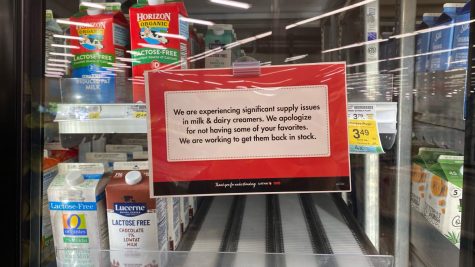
[
  {"left": 47, "top": 163, "right": 109, "bottom": 265},
  {"left": 428, "top": 3, "right": 465, "bottom": 72},
  {"left": 415, "top": 13, "right": 440, "bottom": 72},
  {"left": 450, "top": 1, "right": 471, "bottom": 70}
]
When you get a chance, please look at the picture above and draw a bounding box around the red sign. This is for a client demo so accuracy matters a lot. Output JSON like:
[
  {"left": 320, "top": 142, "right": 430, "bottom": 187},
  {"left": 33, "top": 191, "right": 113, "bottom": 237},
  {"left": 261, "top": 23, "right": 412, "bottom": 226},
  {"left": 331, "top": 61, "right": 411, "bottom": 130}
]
[{"left": 146, "top": 63, "right": 350, "bottom": 196}]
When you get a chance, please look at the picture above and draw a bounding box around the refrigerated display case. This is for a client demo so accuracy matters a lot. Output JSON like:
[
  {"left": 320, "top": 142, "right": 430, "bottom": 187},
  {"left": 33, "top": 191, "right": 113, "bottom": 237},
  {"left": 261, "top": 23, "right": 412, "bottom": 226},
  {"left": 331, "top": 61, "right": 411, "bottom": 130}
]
[{"left": 5, "top": 0, "right": 475, "bottom": 266}]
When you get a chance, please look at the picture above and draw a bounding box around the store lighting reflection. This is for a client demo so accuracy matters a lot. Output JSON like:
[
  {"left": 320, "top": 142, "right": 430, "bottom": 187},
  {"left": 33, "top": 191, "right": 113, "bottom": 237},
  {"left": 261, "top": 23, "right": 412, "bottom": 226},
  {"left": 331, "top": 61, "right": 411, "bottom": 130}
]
[
  {"left": 56, "top": 19, "right": 93, "bottom": 28},
  {"left": 156, "top": 32, "right": 187, "bottom": 41},
  {"left": 49, "top": 52, "right": 75, "bottom": 57},
  {"left": 53, "top": 34, "right": 84, "bottom": 41},
  {"left": 48, "top": 58, "right": 71, "bottom": 63},
  {"left": 46, "top": 67, "right": 66, "bottom": 72},
  {"left": 284, "top": 54, "right": 308, "bottom": 62},
  {"left": 51, "top": 44, "right": 80, "bottom": 49},
  {"left": 138, "top": 43, "right": 166, "bottom": 49},
  {"left": 179, "top": 17, "right": 214, "bottom": 26},
  {"left": 204, "top": 81, "right": 223, "bottom": 85},
  {"left": 80, "top": 2, "right": 106, "bottom": 10},
  {"left": 286, "top": 0, "right": 375, "bottom": 30},
  {"left": 210, "top": 0, "right": 251, "bottom": 9},
  {"left": 47, "top": 63, "right": 69, "bottom": 68}
]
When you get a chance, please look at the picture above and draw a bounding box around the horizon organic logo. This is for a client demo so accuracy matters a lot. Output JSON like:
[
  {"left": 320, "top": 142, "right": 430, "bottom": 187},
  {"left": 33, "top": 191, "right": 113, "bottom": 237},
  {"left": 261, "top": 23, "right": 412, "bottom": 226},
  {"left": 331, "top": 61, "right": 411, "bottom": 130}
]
[{"left": 136, "top": 13, "right": 171, "bottom": 22}]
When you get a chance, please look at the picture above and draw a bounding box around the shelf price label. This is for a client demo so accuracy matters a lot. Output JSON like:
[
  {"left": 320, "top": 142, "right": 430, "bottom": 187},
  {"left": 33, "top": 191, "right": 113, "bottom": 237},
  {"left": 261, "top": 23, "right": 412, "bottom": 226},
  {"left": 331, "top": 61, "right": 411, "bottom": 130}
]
[
  {"left": 133, "top": 111, "right": 147, "bottom": 119},
  {"left": 347, "top": 104, "right": 376, "bottom": 120},
  {"left": 348, "top": 119, "right": 384, "bottom": 153},
  {"left": 88, "top": 112, "right": 100, "bottom": 119}
]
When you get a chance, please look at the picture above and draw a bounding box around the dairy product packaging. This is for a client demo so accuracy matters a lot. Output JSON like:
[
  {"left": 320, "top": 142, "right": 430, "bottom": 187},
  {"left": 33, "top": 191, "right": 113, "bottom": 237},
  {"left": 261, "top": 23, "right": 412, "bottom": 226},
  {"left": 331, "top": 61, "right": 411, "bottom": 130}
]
[
  {"left": 106, "top": 162, "right": 168, "bottom": 252},
  {"left": 69, "top": 3, "right": 130, "bottom": 103},
  {"left": 415, "top": 13, "right": 439, "bottom": 72},
  {"left": 129, "top": 0, "right": 189, "bottom": 102},
  {"left": 424, "top": 155, "right": 463, "bottom": 248},
  {"left": 41, "top": 156, "right": 60, "bottom": 265},
  {"left": 47, "top": 163, "right": 110, "bottom": 266},
  {"left": 450, "top": 1, "right": 471, "bottom": 70},
  {"left": 204, "top": 24, "right": 236, "bottom": 68},
  {"left": 121, "top": 138, "right": 149, "bottom": 149},
  {"left": 106, "top": 144, "right": 144, "bottom": 158},
  {"left": 85, "top": 152, "right": 128, "bottom": 172},
  {"left": 428, "top": 3, "right": 465, "bottom": 71},
  {"left": 167, "top": 197, "right": 182, "bottom": 250},
  {"left": 45, "top": 142, "right": 78, "bottom": 163},
  {"left": 133, "top": 151, "right": 149, "bottom": 161},
  {"left": 411, "top": 148, "right": 458, "bottom": 213}
]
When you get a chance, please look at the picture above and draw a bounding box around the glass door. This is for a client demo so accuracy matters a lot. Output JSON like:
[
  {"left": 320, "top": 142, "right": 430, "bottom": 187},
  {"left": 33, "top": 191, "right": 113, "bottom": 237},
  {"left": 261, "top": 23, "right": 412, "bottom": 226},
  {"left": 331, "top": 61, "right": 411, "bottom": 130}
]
[{"left": 14, "top": 0, "right": 475, "bottom": 266}]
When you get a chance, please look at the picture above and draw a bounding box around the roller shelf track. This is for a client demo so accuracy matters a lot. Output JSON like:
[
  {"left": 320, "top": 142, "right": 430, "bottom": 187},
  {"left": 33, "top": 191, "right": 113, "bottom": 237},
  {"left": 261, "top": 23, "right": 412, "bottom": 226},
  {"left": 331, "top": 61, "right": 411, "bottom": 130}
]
[{"left": 176, "top": 193, "right": 381, "bottom": 267}]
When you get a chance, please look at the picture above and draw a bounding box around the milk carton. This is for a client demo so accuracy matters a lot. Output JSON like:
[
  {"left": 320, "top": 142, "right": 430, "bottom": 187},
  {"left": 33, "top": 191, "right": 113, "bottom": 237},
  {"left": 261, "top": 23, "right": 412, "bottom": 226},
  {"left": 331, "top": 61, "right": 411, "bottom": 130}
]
[
  {"left": 415, "top": 13, "right": 439, "bottom": 73},
  {"left": 85, "top": 152, "right": 128, "bottom": 172},
  {"left": 428, "top": 3, "right": 465, "bottom": 71},
  {"left": 48, "top": 163, "right": 109, "bottom": 265},
  {"left": 69, "top": 3, "right": 130, "bottom": 103},
  {"left": 41, "top": 156, "right": 59, "bottom": 265},
  {"left": 204, "top": 24, "right": 236, "bottom": 68},
  {"left": 129, "top": 0, "right": 189, "bottom": 102},
  {"left": 106, "top": 162, "right": 168, "bottom": 252},
  {"left": 106, "top": 144, "right": 144, "bottom": 159},
  {"left": 411, "top": 148, "right": 458, "bottom": 213},
  {"left": 450, "top": 1, "right": 471, "bottom": 70},
  {"left": 424, "top": 156, "right": 463, "bottom": 247}
]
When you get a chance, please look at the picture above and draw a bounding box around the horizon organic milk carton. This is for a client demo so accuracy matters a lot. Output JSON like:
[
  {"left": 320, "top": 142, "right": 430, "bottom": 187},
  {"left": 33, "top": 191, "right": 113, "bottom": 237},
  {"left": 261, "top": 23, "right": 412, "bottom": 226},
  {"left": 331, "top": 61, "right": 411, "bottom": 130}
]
[
  {"left": 47, "top": 163, "right": 109, "bottom": 265},
  {"left": 129, "top": 0, "right": 189, "bottom": 102},
  {"left": 107, "top": 162, "right": 168, "bottom": 266},
  {"left": 69, "top": 3, "right": 130, "bottom": 103}
]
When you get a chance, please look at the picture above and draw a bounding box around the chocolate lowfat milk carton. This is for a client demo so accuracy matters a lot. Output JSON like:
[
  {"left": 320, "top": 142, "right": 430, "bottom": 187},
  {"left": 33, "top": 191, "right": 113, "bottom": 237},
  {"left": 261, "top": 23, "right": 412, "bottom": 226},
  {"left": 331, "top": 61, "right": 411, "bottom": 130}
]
[
  {"left": 129, "top": 0, "right": 189, "bottom": 102},
  {"left": 106, "top": 162, "right": 168, "bottom": 252},
  {"left": 69, "top": 3, "right": 130, "bottom": 103}
]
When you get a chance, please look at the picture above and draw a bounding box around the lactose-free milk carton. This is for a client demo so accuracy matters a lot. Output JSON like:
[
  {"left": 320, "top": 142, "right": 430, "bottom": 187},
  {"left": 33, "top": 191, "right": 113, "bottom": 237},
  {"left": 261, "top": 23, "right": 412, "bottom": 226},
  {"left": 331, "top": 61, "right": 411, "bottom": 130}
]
[
  {"left": 428, "top": 3, "right": 465, "bottom": 71},
  {"left": 48, "top": 163, "right": 110, "bottom": 266},
  {"left": 450, "top": 1, "right": 471, "bottom": 70},
  {"left": 129, "top": 0, "right": 189, "bottom": 102},
  {"left": 424, "top": 155, "right": 463, "bottom": 247},
  {"left": 204, "top": 24, "right": 236, "bottom": 68},
  {"left": 415, "top": 13, "right": 439, "bottom": 72},
  {"left": 106, "top": 161, "right": 168, "bottom": 250},
  {"left": 69, "top": 3, "right": 130, "bottom": 103}
]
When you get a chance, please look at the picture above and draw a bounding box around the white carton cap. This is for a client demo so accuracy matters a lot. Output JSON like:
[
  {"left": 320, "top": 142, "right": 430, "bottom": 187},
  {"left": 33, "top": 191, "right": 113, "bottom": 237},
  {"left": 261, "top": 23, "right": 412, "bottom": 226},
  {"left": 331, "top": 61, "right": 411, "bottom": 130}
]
[
  {"left": 125, "top": 171, "right": 142, "bottom": 185},
  {"left": 148, "top": 0, "right": 165, "bottom": 5},
  {"left": 66, "top": 171, "right": 85, "bottom": 186},
  {"left": 443, "top": 3, "right": 466, "bottom": 8}
]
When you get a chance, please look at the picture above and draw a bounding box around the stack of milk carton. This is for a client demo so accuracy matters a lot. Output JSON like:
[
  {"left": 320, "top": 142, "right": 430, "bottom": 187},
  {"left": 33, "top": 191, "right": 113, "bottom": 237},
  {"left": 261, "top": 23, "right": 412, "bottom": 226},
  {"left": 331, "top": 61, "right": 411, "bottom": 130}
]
[
  {"left": 410, "top": 148, "right": 464, "bottom": 248},
  {"left": 415, "top": 1, "right": 470, "bottom": 73}
]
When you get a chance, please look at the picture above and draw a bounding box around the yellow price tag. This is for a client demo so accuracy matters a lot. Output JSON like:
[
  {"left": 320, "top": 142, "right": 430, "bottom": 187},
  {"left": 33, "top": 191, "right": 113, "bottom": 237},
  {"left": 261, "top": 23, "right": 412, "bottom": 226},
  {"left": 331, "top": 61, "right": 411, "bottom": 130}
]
[
  {"left": 348, "top": 119, "right": 382, "bottom": 149},
  {"left": 88, "top": 112, "right": 100, "bottom": 119},
  {"left": 134, "top": 111, "right": 147, "bottom": 119}
]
